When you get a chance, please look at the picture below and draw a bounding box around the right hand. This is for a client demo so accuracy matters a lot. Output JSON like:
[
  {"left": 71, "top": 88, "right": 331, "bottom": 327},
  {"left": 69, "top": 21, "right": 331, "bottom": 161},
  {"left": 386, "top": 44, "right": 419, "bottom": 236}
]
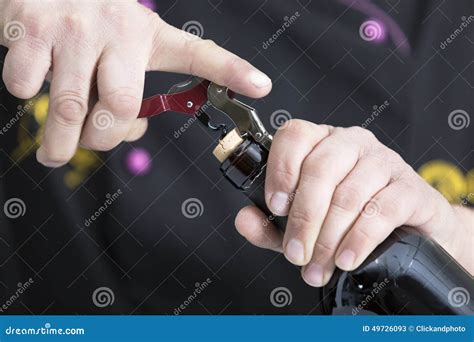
[{"left": 0, "top": 0, "right": 272, "bottom": 167}]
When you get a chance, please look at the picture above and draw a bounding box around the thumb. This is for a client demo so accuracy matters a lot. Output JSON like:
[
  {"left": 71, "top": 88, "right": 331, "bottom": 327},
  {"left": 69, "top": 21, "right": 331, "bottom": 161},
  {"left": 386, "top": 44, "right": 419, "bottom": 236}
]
[{"left": 147, "top": 19, "right": 272, "bottom": 98}]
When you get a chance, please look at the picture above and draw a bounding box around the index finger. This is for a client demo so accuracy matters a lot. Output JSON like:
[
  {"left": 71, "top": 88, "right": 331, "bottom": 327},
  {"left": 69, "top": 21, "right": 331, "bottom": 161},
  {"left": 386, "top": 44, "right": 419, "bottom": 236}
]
[{"left": 147, "top": 18, "right": 272, "bottom": 98}]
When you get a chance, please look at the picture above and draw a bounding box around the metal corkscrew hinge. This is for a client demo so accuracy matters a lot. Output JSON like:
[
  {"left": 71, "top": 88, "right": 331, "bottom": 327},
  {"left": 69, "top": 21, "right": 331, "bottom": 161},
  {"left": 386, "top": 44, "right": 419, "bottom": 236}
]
[{"left": 138, "top": 77, "right": 273, "bottom": 152}]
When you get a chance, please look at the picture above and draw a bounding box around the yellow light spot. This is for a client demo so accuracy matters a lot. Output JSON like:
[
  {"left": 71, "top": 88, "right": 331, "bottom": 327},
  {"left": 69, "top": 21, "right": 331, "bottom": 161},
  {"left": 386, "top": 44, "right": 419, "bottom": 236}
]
[
  {"left": 418, "top": 160, "right": 467, "bottom": 203},
  {"left": 64, "top": 171, "right": 84, "bottom": 189},
  {"left": 33, "top": 94, "right": 49, "bottom": 125}
]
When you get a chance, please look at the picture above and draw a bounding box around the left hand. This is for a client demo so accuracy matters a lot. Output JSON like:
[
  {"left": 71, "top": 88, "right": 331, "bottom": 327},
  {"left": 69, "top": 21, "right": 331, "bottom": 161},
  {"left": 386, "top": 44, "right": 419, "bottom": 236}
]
[
  {"left": 235, "top": 119, "right": 469, "bottom": 287},
  {"left": 0, "top": 0, "right": 271, "bottom": 167}
]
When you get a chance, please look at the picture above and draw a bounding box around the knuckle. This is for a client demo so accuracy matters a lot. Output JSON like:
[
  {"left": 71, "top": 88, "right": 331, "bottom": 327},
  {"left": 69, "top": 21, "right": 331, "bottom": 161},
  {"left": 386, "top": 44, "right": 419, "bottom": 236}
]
[
  {"left": 331, "top": 184, "right": 363, "bottom": 213},
  {"left": 276, "top": 119, "right": 314, "bottom": 139},
  {"left": 385, "top": 148, "right": 404, "bottom": 164},
  {"left": 146, "top": 10, "right": 162, "bottom": 23},
  {"left": 331, "top": 126, "right": 347, "bottom": 136},
  {"left": 111, "top": 12, "right": 131, "bottom": 35},
  {"left": 268, "top": 161, "right": 298, "bottom": 190},
  {"left": 17, "top": 13, "right": 45, "bottom": 40},
  {"left": 101, "top": 3, "right": 116, "bottom": 17},
  {"left": 399, "top": 175, "right": 418, "bottom": 191},
  {"left": 100, "top": 4, "right": 129, "bottom": 25},
  {"left": 319, "top": 124, "right": 335, "bottom": 134},
  {"left": 290, "top": 206, "right": 316, "bottom": 229},
  {"left": 370, "top": 146, "right": 407, "bottom": 176},
  {"left": 186, "top": 39, "right": 216, "bottom": 75},
  {"left": 63, "top": 72, "right": 91, "bottom": 93},
  {"left": 62, "top": 14, "right": 89, "bottom": 39},
  {"left": 354, "top": 225, "right": 374, "bottom": 246},
  {"left": 299, "top": 123, "right": 333, "bottom": 143},
  {"left": 314, "top": 239, "right": 336, "bottom": 258},
  {"left": 221, "top": 56, "right": 247, "bottom": 86},
  {"left": 102, "top": 88, "right": 141, "bottom": 119},
  {"left": 244, "top": 228, "right": 269, "bottom": 247},
  {"left": 52, "top": 94, "right": 88, "bottom": 127},
  {"left": 378, "top": 196, "right": 401, "bottom": 221},
  {"left": 349, "top": 126, "right": 376, "bottom": 140},
  {"left": 300, "top": 157, "right": 329, "bottom": 184}
]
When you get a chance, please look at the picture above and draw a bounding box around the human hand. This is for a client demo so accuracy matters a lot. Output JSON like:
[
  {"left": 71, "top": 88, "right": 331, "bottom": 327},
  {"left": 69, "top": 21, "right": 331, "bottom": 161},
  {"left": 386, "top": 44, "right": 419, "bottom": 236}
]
[
  {"left": 235, "top": 120, "right": 472, "bottom": 286},
  {"left": 0, "top": 0, "right": 271, "bottom": 167}
]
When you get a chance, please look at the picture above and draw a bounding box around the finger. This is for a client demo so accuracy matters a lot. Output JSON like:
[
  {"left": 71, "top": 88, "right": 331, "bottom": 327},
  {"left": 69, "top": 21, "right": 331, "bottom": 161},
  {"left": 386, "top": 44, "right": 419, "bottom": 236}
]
[
  {"left": 335, "top": 177, "right": 422, "bottom": 271},
  {"left": 148, "top": 19, "right": 271, "bottom": 98},
  {"left": 284, "top": 128, "right": 362, "bottom": 266},
  {"left": 2, "top": 39, "right": 51, "bottom": 99},
  {"left": 302, "top": 154, "right": 392, "bottom": 287},
  {"left": 36, "top": 44, "right": 97, "bottom": 167},
  {"left": 125, "top": 118, "right": 148, "bottom": 142},
  {"left": 235, "top": 206, "right": 283, "bottom": 253},
  {"left": 265, "top": 120, "right": 331, "bottom": 216},
  {"left": 80, "top": 48, "right": 145, "bottom": 151}
]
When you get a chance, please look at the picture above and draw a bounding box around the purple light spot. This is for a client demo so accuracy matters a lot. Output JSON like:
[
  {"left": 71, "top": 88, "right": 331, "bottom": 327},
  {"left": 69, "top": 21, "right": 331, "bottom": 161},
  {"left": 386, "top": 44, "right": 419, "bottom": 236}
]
[
  {"left": 126, "top": 148, "right": 152, "bottom": 176},
  {"left": 359, "top": 19, "right": 387, "bottom": 43},
  {"left": 138, "top": 0, "right": 156, "bottom": 11}
]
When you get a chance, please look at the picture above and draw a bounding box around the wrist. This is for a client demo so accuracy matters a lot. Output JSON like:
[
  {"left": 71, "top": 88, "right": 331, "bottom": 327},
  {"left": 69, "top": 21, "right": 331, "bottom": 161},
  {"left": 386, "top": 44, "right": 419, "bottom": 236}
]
[
  {"left": 450, "top": 205, "right": 474, "bottom": 273},
  {"left": 430, "top": 202, "right": 473, "bottom": 274}
]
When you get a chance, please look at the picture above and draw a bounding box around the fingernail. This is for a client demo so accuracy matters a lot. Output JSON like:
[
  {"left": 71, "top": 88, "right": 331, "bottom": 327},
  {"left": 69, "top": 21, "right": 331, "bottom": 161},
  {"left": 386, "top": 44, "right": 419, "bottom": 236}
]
[
  {"left": 270, "top": 192, "right": 290, "bottom": 216},
  {"left": 304, "top": 263, "right": 324, "bottom": 287},
  {"left": 285, "top": 239, "right": 305, "bottom": 264},
  {"left": 248, "top": 71, "right": 271, "bottom": 88},
  {"left": 336, "top": 249, "right": 356, "bottom": 270}
]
